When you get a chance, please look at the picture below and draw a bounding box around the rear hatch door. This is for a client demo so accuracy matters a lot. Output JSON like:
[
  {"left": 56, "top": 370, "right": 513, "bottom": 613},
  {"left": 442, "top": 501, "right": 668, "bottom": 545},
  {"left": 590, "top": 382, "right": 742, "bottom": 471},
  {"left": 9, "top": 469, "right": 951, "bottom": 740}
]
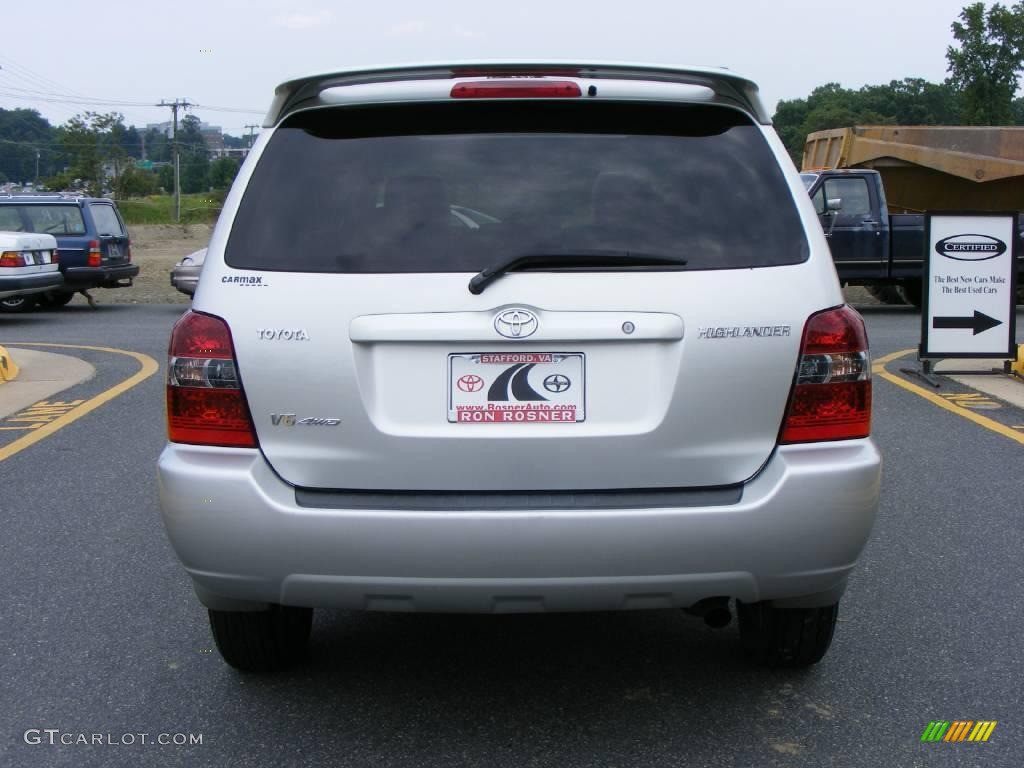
[
  {"left": 88, "top": 203, "right": 130, "bottom": 264},
  {"left": 208, "top": 99, "right": 828, "bottom": 491}
]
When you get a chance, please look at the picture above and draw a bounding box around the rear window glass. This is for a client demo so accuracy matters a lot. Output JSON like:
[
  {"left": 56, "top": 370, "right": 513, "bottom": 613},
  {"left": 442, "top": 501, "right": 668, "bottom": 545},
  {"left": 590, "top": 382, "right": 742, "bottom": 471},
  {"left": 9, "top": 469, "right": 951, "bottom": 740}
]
[
  {"left": 227, "top": 103, "right": 809, "bottom": 273},
  {"left": 0, "top": 204, "right": 86, "bottom": 235},
  {"left": 0, "top": 207, "right": 20, "bottom": 230},
  {"left": 89, "top": 204, "right": 125, "bottom": 237}
]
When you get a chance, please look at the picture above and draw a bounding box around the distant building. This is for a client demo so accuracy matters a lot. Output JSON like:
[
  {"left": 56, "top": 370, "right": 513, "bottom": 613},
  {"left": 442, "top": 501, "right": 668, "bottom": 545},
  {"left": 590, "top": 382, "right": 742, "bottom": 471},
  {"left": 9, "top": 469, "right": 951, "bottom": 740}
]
[{"left": 209, "top": 147, "right": 250, "bottom": 160}]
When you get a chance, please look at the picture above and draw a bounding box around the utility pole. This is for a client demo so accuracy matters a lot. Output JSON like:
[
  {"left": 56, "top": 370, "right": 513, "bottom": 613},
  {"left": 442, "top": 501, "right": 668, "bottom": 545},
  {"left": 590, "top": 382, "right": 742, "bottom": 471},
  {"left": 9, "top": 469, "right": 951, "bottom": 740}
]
[
  {"left": 244, "top": 124, "right": 259, "bottom": 150},
  {"left": 157, "top": 99, "right": 193, "bottom": 222},
  {"left": 35, "top": 150, "right": 40, "bottom": 183}
]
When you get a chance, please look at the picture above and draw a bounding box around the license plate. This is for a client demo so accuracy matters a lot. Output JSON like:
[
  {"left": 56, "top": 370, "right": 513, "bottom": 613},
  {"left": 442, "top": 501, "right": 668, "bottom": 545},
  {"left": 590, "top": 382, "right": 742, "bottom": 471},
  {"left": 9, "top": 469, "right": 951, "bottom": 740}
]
[
  {"left": 108, "top": 244, "right": 121, "bottom": 260},
  {"left": 448, "top": 352, "right": 585, "bottom": 424}
]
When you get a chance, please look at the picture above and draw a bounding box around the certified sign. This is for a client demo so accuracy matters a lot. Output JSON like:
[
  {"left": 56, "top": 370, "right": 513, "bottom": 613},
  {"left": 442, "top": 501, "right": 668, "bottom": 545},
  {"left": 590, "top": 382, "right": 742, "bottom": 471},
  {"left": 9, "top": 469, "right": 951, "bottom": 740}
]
[{"left": 921, "top": 213, "right": 1019, "bottom": 359}]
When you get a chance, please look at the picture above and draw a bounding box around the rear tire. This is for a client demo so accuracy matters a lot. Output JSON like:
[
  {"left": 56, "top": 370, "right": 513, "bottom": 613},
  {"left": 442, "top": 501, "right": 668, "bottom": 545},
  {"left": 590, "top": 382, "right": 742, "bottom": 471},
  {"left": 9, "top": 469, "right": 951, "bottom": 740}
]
[
  {"left": 208, "top": 605, "right": 313, "bottom": 672},
  {"left": 737, "top": 600, "right": 838, "bottom": 668},
  {"left": 0, "top": 295, "right": 37, "bottom": 313},
  {"left": 865, "top": 284, "right": 905, "bottom": 305},
  {"left": 37, "top": 290, "right": 75, "bottom": 308}
]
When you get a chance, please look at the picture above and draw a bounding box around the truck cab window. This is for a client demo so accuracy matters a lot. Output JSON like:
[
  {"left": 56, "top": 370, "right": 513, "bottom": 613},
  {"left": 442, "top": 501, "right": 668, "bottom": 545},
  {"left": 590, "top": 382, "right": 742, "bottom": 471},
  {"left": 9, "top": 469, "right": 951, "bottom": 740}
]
[{"left": 822, "top": 178, "right": 871, "bottom": 216}]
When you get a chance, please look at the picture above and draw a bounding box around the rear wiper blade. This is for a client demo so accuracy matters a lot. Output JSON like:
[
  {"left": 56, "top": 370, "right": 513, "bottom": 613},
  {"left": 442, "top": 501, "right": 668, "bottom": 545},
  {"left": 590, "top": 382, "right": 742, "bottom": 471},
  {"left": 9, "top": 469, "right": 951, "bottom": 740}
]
[{"left": 468, "top": 250, "right": 688, "bottom": 295}]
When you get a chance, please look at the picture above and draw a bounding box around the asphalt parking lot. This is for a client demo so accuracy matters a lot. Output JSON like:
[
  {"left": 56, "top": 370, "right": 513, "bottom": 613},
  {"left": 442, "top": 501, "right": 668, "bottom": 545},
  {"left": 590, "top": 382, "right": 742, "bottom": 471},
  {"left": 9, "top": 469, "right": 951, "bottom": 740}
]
[{"left": 1, "top": 303, "right": 1022, "bottom": 768}]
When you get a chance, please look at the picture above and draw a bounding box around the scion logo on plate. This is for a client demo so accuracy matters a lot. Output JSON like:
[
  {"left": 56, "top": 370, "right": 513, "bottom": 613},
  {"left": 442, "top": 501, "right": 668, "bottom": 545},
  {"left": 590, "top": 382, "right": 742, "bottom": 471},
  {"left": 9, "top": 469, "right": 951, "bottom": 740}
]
[
  {"left": 935, "top": 234, "right": 1007, "bottom": 261},
  {"left": 543, "top": 374, "right": 571, "bottom": 393},
  {"left": 494, "top": 309, "right": 538, "bottom": 339}
]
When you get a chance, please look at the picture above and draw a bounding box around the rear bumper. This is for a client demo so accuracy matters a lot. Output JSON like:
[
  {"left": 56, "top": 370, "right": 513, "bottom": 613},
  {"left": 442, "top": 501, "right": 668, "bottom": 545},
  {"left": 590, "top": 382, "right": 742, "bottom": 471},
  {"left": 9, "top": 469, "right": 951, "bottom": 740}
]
[
  {"left": 170, "top": 268, "right": 200, "bottom": 296},
  {"left": 64, "top": 263, "right": 139, "bottom": 289},
  {"left": 0, "top": 271, "right": 64, "bottom": 299},
  {"left": 157, "top": 439, "right": 881, "bottom": 613}
]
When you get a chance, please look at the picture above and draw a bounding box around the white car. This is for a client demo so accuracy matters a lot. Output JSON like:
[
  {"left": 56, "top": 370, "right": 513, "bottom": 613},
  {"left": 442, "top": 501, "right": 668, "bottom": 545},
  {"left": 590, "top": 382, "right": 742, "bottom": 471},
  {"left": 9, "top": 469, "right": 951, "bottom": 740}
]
[
  {"left": 158, "top": 62, "right": 881, "bottom": 672},
  {"left": 0, "top": 232, "right": 63, "bottom": 304}
]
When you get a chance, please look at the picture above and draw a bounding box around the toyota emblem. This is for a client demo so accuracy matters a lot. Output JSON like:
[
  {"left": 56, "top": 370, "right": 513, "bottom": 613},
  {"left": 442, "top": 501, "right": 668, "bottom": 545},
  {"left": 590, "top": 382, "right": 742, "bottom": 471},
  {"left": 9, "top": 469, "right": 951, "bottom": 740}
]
[
  {"left": 494, "top": 309, "right": 539, "bottom": 339},
  {"left": 457, "top": 374, "right": 484, "bottom": 392}
]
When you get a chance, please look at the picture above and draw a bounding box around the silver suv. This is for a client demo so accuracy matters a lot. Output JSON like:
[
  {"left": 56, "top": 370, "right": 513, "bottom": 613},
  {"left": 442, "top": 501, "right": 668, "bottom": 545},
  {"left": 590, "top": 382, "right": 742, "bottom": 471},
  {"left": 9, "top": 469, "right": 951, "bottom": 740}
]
[{"left": 158, "top": 63, "right": 881, "bottom": 672}]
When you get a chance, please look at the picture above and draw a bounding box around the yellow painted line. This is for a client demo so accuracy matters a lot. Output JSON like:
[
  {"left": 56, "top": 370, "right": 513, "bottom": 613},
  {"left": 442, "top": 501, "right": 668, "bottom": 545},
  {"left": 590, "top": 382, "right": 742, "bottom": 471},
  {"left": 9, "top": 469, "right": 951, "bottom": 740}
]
[
  {"left": 0, "top": 343, "right": 159, "bottom": 463},
  {"left": 872, "top": 348, "right": 1024, "bottom": 446}
]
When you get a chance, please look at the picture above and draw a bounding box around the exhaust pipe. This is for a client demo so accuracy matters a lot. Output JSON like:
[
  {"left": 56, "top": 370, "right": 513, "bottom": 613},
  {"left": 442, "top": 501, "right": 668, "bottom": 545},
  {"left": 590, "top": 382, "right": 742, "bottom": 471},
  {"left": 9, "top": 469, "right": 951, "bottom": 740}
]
[
  {"left": 683, "top": 597, "right": 732, "bottom": 628},
  {"left": 703, "top": 606, "right": 732, "bottom": 629}
]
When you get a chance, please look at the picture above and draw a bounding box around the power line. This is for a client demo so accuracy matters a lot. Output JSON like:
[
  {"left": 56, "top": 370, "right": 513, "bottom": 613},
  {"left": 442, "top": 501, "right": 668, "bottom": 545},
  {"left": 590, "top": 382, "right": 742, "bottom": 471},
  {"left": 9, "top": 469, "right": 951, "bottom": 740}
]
[{"left": 0, "top": 55, "right": 90, "bottom": 99}]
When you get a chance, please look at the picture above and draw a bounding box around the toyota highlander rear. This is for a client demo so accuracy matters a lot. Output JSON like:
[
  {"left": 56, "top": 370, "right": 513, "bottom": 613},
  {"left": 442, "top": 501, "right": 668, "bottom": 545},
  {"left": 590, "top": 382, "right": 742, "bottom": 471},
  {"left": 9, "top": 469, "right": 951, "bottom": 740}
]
[{"left": 157, "top": 63, "right": 881, "bottom": 673}]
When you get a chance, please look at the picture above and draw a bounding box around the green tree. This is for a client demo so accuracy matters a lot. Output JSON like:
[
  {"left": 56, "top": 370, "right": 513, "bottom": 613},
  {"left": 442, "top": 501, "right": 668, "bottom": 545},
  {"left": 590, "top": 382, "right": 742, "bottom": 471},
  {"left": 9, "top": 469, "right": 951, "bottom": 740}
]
[
  {"left": 58, "top": 111, "right": 126, "bottom": 196},
  {"left": 122, "top": 125, "right": 142, "bottom": 159},
  {"left": 114, "top": 166, "right": 156, "bottom": 198},
  {"left": 773, "top": 77, "right": 965, "bottom": 163},
  {"left": 209, "top": 157, "right": 240, "bottom": 189},
  {"left": 143, "top": 128, "right": 171, "bottom": 163},
  {"left": 177, "top": 115, "right": 210, "bottom": 193},
  {"left": 0, "top": 108, "right": 56, "bottom": 182},
  {"left": 157, "top": 163, "right": 174, "bottom": 192},
  {"left": 946, "top": 2, "right": 1024, "bottom": 124}
]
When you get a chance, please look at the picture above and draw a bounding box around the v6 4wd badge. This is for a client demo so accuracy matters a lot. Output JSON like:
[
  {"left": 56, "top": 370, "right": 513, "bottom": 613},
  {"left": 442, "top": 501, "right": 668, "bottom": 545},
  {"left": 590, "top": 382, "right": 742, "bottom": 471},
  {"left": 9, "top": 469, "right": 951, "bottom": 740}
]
[{"left": 270, "top": 414, "right": 340, "bottom": 426}]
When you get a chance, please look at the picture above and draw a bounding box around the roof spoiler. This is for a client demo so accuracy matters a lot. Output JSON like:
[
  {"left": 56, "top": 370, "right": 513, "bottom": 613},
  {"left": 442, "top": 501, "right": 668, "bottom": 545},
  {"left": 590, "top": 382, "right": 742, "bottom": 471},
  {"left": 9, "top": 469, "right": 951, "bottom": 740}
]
[{"left": 264, "top": 61, "right": 770, "bottom": 127}]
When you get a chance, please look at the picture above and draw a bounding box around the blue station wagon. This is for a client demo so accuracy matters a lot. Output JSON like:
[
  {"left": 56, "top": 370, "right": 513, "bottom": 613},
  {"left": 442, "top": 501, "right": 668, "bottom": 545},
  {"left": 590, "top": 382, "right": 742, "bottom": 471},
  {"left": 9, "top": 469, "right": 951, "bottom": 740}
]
[{"left": 0, "top": 195, "right": 139, "bottom": 311}]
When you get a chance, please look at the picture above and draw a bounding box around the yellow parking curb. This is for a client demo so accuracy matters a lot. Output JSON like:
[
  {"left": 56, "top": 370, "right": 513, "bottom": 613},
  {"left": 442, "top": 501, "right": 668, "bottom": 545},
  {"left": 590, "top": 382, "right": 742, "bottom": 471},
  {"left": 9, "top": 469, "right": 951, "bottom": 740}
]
[{"left": 0, "top": 345, "right": 19, "bottom": 383}]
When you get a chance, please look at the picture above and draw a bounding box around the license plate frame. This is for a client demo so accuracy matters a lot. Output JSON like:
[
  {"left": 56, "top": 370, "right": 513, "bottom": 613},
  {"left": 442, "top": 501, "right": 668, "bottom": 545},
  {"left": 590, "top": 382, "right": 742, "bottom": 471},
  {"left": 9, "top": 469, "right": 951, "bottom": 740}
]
[{"left": 447, "top": 352, "right": 586, "bottom": 424}]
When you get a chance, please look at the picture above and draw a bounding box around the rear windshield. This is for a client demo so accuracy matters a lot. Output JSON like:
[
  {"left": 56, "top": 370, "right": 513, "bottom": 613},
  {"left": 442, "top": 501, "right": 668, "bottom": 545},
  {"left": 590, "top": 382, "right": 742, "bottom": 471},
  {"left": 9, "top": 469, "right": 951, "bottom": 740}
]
[
  {"left": 226, "top": 102, "right": 809, "bottom": 273},
  {"left": 0, "top": 204, "right": 86, "bottom": 236},
  {"left": 90, "top": 204, "right": 126, "bottom": 237}
]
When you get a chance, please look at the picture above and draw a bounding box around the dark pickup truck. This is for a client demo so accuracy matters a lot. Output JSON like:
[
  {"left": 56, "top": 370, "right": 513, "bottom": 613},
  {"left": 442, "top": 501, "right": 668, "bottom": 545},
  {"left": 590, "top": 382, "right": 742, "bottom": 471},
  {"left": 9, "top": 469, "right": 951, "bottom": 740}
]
[
  {"left": 0, "top": 195, "right": 138, "bottom": 312},
  {"left": 800, "top": 169, "right": 1024, "bottom": 306}
]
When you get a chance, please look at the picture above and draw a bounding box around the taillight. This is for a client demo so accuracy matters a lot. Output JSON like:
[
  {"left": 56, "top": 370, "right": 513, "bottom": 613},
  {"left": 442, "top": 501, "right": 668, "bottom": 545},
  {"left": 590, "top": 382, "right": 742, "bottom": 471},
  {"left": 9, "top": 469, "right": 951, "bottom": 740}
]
[
  {"left": 451, "top": 80, "right": 583, "bottom": 98},
  {"left": 125, "top": 240, "right": 132, "bottom": 262},
  {"left": 780, "top": 306, "right": 871, "bottom": 444},
  {"left": 52, "top": 250, "right": 59, "bottom": 264},
  {"left": 87, "top": 240, "right": 101, "bottom": 267},
  {"left": 166, "top": 310, "right": 257, "bottom": 448},
  {"left": 0, "top": 251, "right": 26, "bottom": 267}
]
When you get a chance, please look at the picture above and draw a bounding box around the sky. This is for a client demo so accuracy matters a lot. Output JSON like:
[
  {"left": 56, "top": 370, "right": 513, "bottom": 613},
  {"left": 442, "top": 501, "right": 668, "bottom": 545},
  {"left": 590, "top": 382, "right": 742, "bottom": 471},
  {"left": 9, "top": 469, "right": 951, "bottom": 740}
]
[{"left": 0, "top": 0, "right": 979, "bottom": 136}]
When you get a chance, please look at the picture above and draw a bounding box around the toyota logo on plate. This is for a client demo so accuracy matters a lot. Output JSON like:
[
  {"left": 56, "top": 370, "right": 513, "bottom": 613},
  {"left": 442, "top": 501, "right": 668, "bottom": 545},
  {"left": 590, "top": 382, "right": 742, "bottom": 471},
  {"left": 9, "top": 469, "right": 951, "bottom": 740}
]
[
  {"left": 457, "top": 374, "right": 484, "bottom": 392},
  {"left": 494, "top": 309, "right": 539, "bottom": 339}
]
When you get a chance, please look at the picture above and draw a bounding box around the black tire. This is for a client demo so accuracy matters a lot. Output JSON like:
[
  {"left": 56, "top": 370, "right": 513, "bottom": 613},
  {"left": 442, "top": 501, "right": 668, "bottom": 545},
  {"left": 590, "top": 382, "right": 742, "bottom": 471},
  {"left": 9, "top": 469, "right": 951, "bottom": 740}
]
[
  {"left": 208, "top": 605, "right": 313, "bottom": 672},
  {"left": 0, "top": 295, "right": 37, "bottom": 313},
  {"left": 899, "top": 279, "right": 923, "bottom": 309},
  {"left": 37, "top": 290, "right": 76, "bottom": 308},
  {"left": 865, "top": 285, "right": 905, "bottom": 305},
  {"left": 737, "top": 600, "right": 838, "bottom": 668}
]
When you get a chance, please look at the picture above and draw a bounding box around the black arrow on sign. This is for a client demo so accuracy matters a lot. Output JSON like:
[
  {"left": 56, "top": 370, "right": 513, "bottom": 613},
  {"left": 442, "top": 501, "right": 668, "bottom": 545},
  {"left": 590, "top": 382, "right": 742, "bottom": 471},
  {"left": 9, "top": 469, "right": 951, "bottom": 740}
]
[{"left": 932, "top": 310, "right": 1003, "bottom": 335}]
